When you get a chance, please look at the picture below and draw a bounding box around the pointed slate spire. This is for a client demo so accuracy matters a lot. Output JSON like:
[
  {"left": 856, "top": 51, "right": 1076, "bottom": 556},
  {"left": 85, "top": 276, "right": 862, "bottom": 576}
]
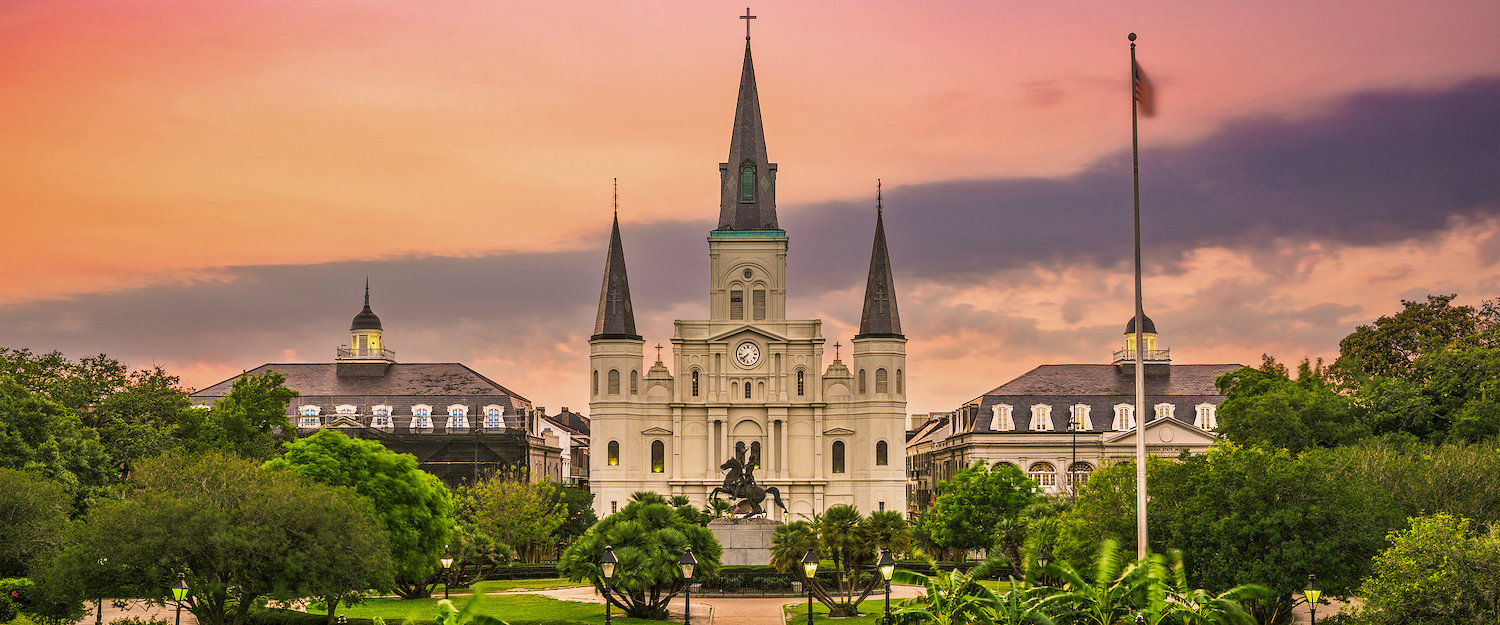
[
  {"left": 717, "top": 34, "right": 778, "bottom": 231},
  {"left": 350, "top": 278, "right": 383, "bottom": 331},
  {"left": 593, "top": 183, "right": 641, "bottom": 340},
  {"left": 857, "top": 181, "right": 903, "bottom": 339}
]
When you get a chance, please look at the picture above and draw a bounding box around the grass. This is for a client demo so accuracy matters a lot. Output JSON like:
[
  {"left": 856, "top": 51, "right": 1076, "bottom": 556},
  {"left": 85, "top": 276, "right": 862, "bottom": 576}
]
[
  {"left": 782, "top": 598, "right": 894, "bottom": 624},
  {"left": 469, "top": 579, "right": 583, "bottom": 592},
  {"left": 314, "top": 586, "right": 660, "bottom": 625}
]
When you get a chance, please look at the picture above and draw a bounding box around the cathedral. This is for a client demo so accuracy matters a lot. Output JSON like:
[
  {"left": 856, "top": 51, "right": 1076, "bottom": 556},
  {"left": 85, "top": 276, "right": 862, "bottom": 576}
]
[{"left": 586, "top": 30, "right": 908, "bottom": 520}]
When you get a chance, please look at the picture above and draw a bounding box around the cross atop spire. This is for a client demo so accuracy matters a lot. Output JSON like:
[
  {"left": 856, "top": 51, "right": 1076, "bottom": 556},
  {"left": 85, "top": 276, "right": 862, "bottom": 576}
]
[
  {"left": 613, "top": 177, "right": 618, "bottom": 217},
  {"left": 741, "top": 8, "right": 755, "bottom": 40}
]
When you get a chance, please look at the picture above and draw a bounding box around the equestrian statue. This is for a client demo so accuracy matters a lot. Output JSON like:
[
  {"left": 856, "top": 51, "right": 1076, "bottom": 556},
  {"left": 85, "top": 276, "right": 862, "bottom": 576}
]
[{"left": 708, "top": 442, "right": 788, "bottom": 518}]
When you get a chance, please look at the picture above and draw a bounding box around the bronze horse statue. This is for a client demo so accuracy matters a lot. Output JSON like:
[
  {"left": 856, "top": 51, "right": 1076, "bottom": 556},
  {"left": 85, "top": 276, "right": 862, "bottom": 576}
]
[{"left": 709, "top": 456, "right": 789, "bottom": 518}]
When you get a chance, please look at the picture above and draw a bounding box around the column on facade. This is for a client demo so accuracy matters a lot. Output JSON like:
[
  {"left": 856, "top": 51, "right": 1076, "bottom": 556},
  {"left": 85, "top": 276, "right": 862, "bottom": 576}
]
[
  {"left": 671, "top": 407, "right": 683, "bottom": 477},
  {"left": 814, "top": 407, "right": 825, "bottom": 480},
  {"left": 779, "top": 418, "right": 789, "bottom": 479}
]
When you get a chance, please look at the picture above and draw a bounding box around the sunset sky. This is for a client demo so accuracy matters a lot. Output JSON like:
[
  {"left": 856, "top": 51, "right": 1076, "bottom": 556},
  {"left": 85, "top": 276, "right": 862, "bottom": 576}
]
[{"left": 3, "top": 0, "right": 1497, "bottom": 416}]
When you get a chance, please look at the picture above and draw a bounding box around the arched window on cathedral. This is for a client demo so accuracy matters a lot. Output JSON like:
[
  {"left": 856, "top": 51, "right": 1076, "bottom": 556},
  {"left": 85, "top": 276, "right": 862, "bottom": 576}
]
[
  {"left": 752, "top": 289, "right": 766, "bottom": 320},
  {"left": 832, "top": 441, "right": 846, "bottom": 474},
  {"left": 730, "top": 289, "right": 744, "bottom": 320},
  {"left": 593, "top": 370, "right": 599, "bottom": 395},
  {"left": 750, "top": 441, "right": 761, "bottom": 470},
  {"left": 858, "top": 369, "right": 867, "bottom": 393},
  {"left": 796, "top": 369, "right": 805, "bottom": 396},
  {"left": 650, "top": 440, "right": 664, "bottom": 473},
  {"left": 740, "top": 163, "right": 756, "bottom": 202},
  {"left": 630, "top": 370, "right": 639, "bottom": 395},
  {"left": 607, "top": 441, "right": 619, "bottom": 466},
  {"left": 691, "top": 370, "right": 700, "bottom": 397},
  {"left": 875, "top": 368, "right": 889, "bottom": 393},
  {"left": 896, "top": 369, "right": 904, "bottom": 394},
  {"left": 745, "top": 381, "right": 752, "bottom": 399},
  {"left": 607, "top": 369, "right": 620, "bottom": 395},
  {"left": 876, "top": 440, "right": 888, "bottom": 466}
]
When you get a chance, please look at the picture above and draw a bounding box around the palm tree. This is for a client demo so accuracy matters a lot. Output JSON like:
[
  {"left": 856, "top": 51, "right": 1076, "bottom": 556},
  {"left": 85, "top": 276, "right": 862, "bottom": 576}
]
[
  {"left": 1160, "top": 551, "right": 1268, "bottom": 625},
  {"left": 890, "top": 551, "right": 1008, "bottom": 624},
  {"left": 1041, "top": 539, "right": 1154, "bottom": 625}
]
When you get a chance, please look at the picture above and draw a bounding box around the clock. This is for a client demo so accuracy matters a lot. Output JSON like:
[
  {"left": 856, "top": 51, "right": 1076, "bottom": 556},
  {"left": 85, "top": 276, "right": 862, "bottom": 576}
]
[{"left": 735, "top": 341, "right": 761, "bottom": 367}]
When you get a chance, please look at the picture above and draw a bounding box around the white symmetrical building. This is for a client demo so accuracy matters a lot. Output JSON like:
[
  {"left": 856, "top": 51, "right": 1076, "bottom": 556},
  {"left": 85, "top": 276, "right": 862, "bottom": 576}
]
[{"left": 586, "top": 32, "right": 908, "bottom": 520}]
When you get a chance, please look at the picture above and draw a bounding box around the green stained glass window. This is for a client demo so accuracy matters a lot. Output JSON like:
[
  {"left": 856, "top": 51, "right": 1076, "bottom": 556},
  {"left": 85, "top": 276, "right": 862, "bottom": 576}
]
[{"left": 740, "top": 165, "right": 755, "bottom": 202}]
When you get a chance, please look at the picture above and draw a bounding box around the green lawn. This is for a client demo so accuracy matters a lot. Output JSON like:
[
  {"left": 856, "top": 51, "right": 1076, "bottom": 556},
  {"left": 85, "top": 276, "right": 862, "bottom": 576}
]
[
  {"left": 469, "top": 579, "right": 584, "bottom": 593},
  {"left": 315, "top": 589, "right": 658, "bottom": 625},
  {"left": 782, "top": 598, "right": 895, "bottom": 624}
]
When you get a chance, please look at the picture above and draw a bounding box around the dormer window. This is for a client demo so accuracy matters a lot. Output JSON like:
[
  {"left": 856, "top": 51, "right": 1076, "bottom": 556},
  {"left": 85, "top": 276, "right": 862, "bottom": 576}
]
[
  {"left": 371, "top": 405, "right": 392, "bottom": 417},
  {"left": 448, "top": 405, "right": 468, "bottom": 418},
  {"left": 991, "top": 404, "right": 1015, "bottom": 431},
  {"left": 412, "top": 405, "right": 431, "bottom": 417},
  {"left": 740, "top": 163, "right": 755, "bottom": 202},
  {"left": 1113, "top": 404, "right": 1136, "bottom": 431},
  {"left": 1029, "top": 404, "right": 1053, "bottom": 431},
  {"left": 484, "top": 406, "right": 504, "bottom": 429},
  {"left": 1069, "top": 404, "right": 1093, "bottom": 431},
  {"left": 1154, "top": 403, "right": 1175, "bottom": 421},
  {"left": 299, "top": 405, "right": 321, "bottom": 417},
  {"left": 1194, "top": 403, "right": 1217, "bottom": 430},
  {"left": 335, "top": 405, "right": 357, "bottom": 415}
]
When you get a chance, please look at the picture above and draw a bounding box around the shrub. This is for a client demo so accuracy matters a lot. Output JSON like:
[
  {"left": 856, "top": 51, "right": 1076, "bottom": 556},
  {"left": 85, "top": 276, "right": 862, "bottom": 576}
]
[{"left": 107, "top": 617, "right": 170, "bottom": 625}]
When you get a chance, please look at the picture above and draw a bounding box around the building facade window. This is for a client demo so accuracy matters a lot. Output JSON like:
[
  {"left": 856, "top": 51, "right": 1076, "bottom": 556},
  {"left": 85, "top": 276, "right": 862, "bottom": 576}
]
[
  {"left": 607, "top": 441, "right": 620, "bottom": 466},
  {"left": 858, "top": 369, "right": 867, "bottom": 393},
  {"left": 750, "top": 441, "right": 762, "bottom": 469},
  {"left": 1028, "top": 462, "right": 1057, "bottom": 488},
  {"left": 740, "top": 163, "right": 755, "bottom": 202},
  {"left": 650, "top": 440, "right": 664, "bottom": 473},
  {"left": 832, "top": 441, "right": 846, "bottom": 474},
  {"left": 1155, "top": 403, "right": 1175, "bottom": 421},
  {"left": 372, "top": 405, "right": 391, "bottom": 417},
  {"left": 796, "top": 369, "right": 805, "bottom": 396},
  {"left": 412, "top": 405, "right": 432, "bottom": 417},
  {"left": 1069, "top": 404, "right": 1093, "bottom": 431},
  {"left": 1029, "top": 404, "right": 1053, "bottom": 431},
  {"left": 335, "top": 405, "right": 357, "bottom": 415},
  {"left": 1113, "top": 404, "right": 1136, "bottom": 431},
  {"left": 691, "top": 370, "right": 700, "bottom": 397},
  {"left": 630, "top": 370, "right": 639, "bottom": 395},
  {"left": 745, "top": 381, "right": 752, "bottom": 399},
  {"left": 299, "top": 405, "right": 321, "bottom": 417},
  {"left": 752, "top": 289, "right": 766, "bottom": 320},
  {"left": 991, "top": 404, "right": 1015, "bottom": 431},
  {"left": 875, "top": 368, "right": 889, "bottom": 393},
  {"left": 593, "top": 370, "right": 599, "bottom": 395},
  {"left": 298, "top": 415, "right": 320, "bottom": 428},
  {"left": 371, "top": 414, "right": 392, "bottom": 429},
  {"left": 1067, "top": 462, "right": 1094, "bottom": 488},
  {"left": 608, "top": 369, "right": 621, "bottom": 394},
  {"left": 448, "top": 405, "right": 468, "bottom": 417},
  {"left": 1194, "top": 403, "right": 1217, "bottom": 430},
  {"left": 730, "top": 289, "right": 744, "bottom": 319},
  {"left": 876, "top": 440, "right": 888, "bottom": 466},
  {"left": 896, "top": 369, "right": 904, "bottom": 394}
]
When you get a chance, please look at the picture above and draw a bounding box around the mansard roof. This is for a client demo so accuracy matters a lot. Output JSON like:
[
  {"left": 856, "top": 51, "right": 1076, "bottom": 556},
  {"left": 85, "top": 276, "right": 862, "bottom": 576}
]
[
  {"left": 960, "top": 363, "right": 1239, "bottom": 434},
  {"left": 192, "top": 362, "right": 528, "bottom": 403}
]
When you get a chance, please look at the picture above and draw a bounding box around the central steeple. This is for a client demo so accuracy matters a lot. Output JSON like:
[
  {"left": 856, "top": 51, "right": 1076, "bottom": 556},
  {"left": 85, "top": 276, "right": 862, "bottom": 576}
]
[{"left": 717, "top": 28, "right": 778, "bottom": 231}]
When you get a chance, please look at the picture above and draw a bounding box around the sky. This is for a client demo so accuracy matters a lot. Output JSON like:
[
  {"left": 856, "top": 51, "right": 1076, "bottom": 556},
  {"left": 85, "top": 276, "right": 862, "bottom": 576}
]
[{"left": 2, "top": 0, "right": 1497, "bottom": 416}]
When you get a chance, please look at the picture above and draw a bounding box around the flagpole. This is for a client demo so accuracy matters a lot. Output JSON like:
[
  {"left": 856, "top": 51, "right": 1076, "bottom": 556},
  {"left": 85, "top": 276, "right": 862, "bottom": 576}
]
[{"left": 1129, "top": 32, "right": 1149, "bottom": 561}]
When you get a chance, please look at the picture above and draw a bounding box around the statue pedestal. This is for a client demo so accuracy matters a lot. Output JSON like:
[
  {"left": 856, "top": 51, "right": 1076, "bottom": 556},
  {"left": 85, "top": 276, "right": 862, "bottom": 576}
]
[{"left": 707, "top": 517, "right": 781, "bottom": 566}]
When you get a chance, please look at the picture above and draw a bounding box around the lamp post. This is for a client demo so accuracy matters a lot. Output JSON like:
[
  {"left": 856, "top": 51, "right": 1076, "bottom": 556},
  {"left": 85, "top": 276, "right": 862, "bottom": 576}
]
[
  {"left": 801, "top": 549, "right": 820, "bottom": 625},
  {"left": 95, "top": 557, "right": 107, "bottom": 625},
  {"left": 679, "top": 547, "right": 697, "bottom": 625},
  {"left": 439, "top": 548, "right": 455, "bottom": 600},
  {"left": 1037, "top": 547, "right": 1051, "bottom": 586},
  {"left": 171, "top": 573, "right": 189, "bottom": 625},
  {"left": 599, "top": 546, "right": 618, "bottom": 625},
  {"left": 877, "top": 549, "right": 895, "bottom": 625},
  {"left": 1068, "top": 416, "right": 1079, "bottom": 499},
  {"left": 1303, "top": 574, "right": 1323, "bottom": 624}
]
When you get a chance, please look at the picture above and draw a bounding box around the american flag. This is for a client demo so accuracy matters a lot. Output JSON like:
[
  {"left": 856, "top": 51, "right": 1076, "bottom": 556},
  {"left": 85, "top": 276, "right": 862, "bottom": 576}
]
[{"left": 1133, "top": 59, "right": 1156, "bottom": 117}]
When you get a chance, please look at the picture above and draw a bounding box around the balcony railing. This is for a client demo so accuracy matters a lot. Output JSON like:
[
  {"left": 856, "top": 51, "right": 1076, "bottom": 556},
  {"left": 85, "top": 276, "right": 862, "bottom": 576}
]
[
  {"left": 1112, "top": 348, "right": 1171, "bottom": 363},
  {"left": 337, "top": 346, "right": 397, "bottom": 360}
]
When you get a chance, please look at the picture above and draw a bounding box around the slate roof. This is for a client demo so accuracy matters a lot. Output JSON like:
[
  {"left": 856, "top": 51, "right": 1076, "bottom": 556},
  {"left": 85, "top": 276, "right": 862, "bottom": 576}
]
[
  {"left": 856, "top": 195, "right": 903, "bottom": 339},
  {"left": 717, "top": 39, "right": 778, "bottom": 231},
  {"left": 593, "top": 212, "right": 641, "bottom": 340},
  {"left": 965, "top": 364, "right": 1239, "bottom": 434}
]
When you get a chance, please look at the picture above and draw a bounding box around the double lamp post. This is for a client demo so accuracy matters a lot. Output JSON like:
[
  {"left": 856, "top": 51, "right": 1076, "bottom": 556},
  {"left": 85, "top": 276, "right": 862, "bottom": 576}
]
[
  {"left": 595, "top": 546, "right": 698, "bottom": 625},
  {"left": 800, "top": 548, "right": 898, "bottom": 625}
]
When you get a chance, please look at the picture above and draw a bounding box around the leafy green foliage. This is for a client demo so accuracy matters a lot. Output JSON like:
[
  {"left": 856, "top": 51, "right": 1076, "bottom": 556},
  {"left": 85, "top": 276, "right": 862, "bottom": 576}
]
[
  {"left": 769, "top": 506, "right": 912, "bottom": 617},
  {"left": 460, "top": 473, "right": 565, "bottom": 564},
  {"left": 1353, "top": 513, "right": 1500, "bottom": 625},
  {"left": 557, "top": 497, "right": 721, "bottom": 619},
  {"left": 176, "top": 371, "right": 297, "bottom": 460},
  {"left": 0, "top": 469, "right": 71, "bottom": 578},
  {"left": 920, "top": 460, "right": 1040, "bottom": 557},
  {"left": 35, "top": 452, "right": 392, "bottom": 625},
  {"left": 267, "top": 430, "right": 453, "bottom": 602},
  {"left": 0, "top": 379, "right": 113, "bottom": 510},
  {"left": 1215, "top": 357, "right": 1369, "bottom": 453}
]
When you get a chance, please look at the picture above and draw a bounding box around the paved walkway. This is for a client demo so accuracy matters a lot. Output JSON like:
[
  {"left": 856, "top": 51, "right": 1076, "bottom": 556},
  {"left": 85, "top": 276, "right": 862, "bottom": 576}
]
[{"left": 519, "top": 585, "right": 923, "bottom": 625}]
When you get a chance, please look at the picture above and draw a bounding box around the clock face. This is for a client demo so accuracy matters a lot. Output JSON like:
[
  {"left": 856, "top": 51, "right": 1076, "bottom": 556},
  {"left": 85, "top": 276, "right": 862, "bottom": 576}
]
[{"left": 735, "top": 341, "right": 761, "bottom": 367}]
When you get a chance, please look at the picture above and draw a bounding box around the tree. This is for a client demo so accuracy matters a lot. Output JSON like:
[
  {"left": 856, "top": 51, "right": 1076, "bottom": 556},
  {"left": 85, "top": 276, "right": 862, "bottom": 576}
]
[
  {"left": 550, "top": 483, "right": 599, "bottom": 542},
  {"left": 266, "top": 430, "right": 453, "bottom": 604},
  {"left": 93, "top": 367, "right": 188, "bottom": 475},
  {"left": 176, "top": 371, "right": 297, "bottom": 460},
  {"left": 447, "top": 522, "right": 514, "bottom": 586},
  {"left": 35, "top": 452, "right": 391, "bottom": 625},
  {"left": 770, "top": 506, "right": 912, "bottom": 617},
  {"left": 0, "top": 468, "right": 71, "bottom": 578},
  {"left": 557, "top": 496, "right": 722, "bottom": 620},
  {"left": 1214, "top": 357, "right": 1369, "bottom": 453},
  {"left": 0, "top": 379, "right": 114, "bottom": 510},
  {"left": 1334, "top": 294, "right": 1484, "bottom": 382},
  {"left": 1354, "top": 513, "right": 1500, "bottom": 625},
  {"left": 460, "top": 472, "right": 566, "bottom": 564},
  {"left": 921, "top": 460, "right": 1041, "bottom": 559},
  {"left": 1308, "top": 436, "right": 1500, "bottom": 528}
]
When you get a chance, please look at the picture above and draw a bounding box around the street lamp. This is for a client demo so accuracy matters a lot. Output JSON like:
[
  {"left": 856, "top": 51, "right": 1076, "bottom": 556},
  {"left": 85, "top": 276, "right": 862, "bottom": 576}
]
[
  {"left": 95, "top": 557, "right": 107, "bottom": 625},
  {"left": 877, "top": 549, "right": 896, "bottom": 625},
  {"left": 439, "top": 549, "right": 455, "bottom": 600},
  {"left": 171, "top": 573, "right": 189, "bottom": 625},
  {"left": 679, "top": 547, "right": 697, "bottom": 625},
  {"left": 599, "top": 546, "right": 618, "bottom": 625},
  {"left": 1302, "top": 574, "right": 1323, "bottom": 624},
  {"left": 1068, "top": 415, "right": 1080, "bottom": 499},
  {"left": 801, "top": 549, "right": 820, "bottom": 625},
  {"left": 1036, "top": 547, "right": 1051, "bottom": 586}
]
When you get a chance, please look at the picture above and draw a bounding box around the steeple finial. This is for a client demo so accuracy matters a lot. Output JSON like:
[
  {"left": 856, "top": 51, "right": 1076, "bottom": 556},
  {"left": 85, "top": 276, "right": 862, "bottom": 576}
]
[
  {"left": 716, "top": 12, "right": 778, "bottom": 231},
  {"left": 351, "top": 278, "right": 382, "bottom": 331},
  {"left": 856, "top": 181, "right": 903, "bottom": 339},
  {"left": 593, "top": 185, "right": 641, "bottom": 341},
  {"left": 613, "top": 177, "right": 618, "bottom": 217},
  {"left": 741, "top": 7, "right": 755, "bottom": 41},
  {"left": 364, "top": 278, "right": 370, "bottom": 307}
]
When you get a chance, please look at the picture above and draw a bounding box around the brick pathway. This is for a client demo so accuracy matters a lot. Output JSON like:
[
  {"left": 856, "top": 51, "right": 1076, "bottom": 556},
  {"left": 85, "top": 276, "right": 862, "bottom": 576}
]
[{"left": 521, "top": 585, "right": 923, "bottom": 625}]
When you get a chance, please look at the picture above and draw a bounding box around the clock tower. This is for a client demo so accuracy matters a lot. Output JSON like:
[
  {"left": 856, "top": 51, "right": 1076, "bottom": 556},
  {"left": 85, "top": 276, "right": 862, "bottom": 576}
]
[{"left": 587, "top": 21, "right": 908, "bottom": 521}]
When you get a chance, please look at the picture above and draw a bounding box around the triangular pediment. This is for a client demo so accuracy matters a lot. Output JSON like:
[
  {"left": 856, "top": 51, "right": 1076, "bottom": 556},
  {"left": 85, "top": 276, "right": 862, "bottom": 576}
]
[
  {"left": 707, "top": 324, "right": 789, "bottom": 343},
  {"left": 1102, "top": 418, "right": 1217, "bottom": 447},
  {"left": 325, "top": 416, "right": 363, "bottom": 429},
  {"left": 823, "top": 427, "right": 856, "bottom": 436},
  {"left": 641, "top": 426, "right": 673, "bottom": 436}
]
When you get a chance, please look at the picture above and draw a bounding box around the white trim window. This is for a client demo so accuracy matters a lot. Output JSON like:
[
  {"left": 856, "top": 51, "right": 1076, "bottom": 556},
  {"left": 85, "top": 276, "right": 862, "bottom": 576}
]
[
  {"left": 1069, "top": 404, "right": 1094, "bottom": 431},
  {"left": 335, "top": 404, "right": 357, "bottom": 415},
  {"left": 372, "top": 405, "right": 392, "bottom": 416},
  {"left": 371, "top": 405, "right": 393, "bottom": 429},
  {"left": 1029, "top": 404, "right": 1053, "bottom": 431},
  {"left": 446, "top": 405, "right": 469, "bottom": 430},
  {"left": 990, "top": 404, "right": 1015, "bottom": 431},
  {"left": 411, "top": 404, "right": 433, "bottom": 430},
  {"left": 299, "top": 405, "right": 321, "bottom": 417},
  {"left": 483, "top": 405, "right": 505, "bottom": 429},
  {"left": 1028, "top": 461, "right": 1057, "bottom": 489},
  {"left": 298, "top": 415, "right": 321, "bottom": 428},
  {"left": 1155, "top": 403, "right": 1175, "bottom": 421},
  {"left": 1113, "top": 404, "right": 1136, "bottom": 431},
  {"left": 297, "top": 405, "right": 321, "bottom": 428},
  {"left": 1194, "top": 403, "right": 1218, "bottom": 430}
]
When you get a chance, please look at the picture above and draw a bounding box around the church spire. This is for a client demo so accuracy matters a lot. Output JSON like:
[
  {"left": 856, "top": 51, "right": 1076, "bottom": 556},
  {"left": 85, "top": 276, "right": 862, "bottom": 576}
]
[
  {"left": 717, "top": 10, "right": 778, "bottom": 231},
  {"left": 857, "top": 180, "right": 903, "bottom": 338},
  {"left": 593, "top": 181, "right": 640, "bottom": 340}
]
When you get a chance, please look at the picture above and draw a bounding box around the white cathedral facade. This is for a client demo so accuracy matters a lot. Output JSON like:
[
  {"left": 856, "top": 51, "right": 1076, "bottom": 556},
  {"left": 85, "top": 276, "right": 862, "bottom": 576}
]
[{"left": 586, "top": 33, "right": 908, "bottom": 520}]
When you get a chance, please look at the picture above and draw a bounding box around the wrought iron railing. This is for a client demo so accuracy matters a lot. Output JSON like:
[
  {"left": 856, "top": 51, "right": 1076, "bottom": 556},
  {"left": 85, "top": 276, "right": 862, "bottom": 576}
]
[
  {"left": 1112, "top": 348, "right": 1171, "bottom": 362},
  {"left": 336, "top": 346, "right": 397, "bottom": 360}
]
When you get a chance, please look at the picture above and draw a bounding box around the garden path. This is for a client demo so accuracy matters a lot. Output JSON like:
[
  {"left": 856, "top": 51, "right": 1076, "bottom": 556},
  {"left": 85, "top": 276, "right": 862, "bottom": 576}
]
[{"left": 518, "top": 585, "right": 923, "bottom": 624}]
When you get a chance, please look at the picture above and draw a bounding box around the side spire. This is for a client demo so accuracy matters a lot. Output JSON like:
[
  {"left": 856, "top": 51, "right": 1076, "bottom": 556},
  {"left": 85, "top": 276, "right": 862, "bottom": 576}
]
[
  {"left": 593, "top": 182, "right": 640, "bottom": 340},
  {"left": 717, "top": 10, "right": 777, "bottom": 231},
  {"left": 857, "top": 179, "right": 902, "bottom": 339}
]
